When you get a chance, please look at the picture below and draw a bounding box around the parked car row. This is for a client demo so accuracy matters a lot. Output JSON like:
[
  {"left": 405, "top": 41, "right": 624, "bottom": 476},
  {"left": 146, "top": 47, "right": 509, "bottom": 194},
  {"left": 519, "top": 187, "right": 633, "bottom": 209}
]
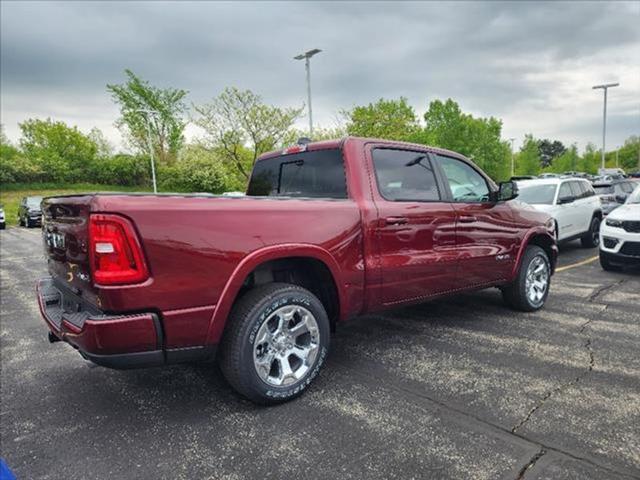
[
  {"left": 592, "top": 179, "right": 638, "bottom": 215},
  {"left": 515, "top": 176, "right": 640, "bottom": 271},
  {"left": 515, "top": 178, "right": 601, "bottom": 246},
  {"left": 599, "top": 185, "right": 640, "bottom": 270}
]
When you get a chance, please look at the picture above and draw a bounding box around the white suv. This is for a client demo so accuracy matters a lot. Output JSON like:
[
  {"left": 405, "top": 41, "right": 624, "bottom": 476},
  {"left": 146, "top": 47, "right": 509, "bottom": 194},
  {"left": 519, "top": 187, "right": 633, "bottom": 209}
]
[
  {"left": 599, "top": 185, "right": 640, "bottom": 270},
  {"left": 516, "top": 178, "right": 602, "bottom": 247}
]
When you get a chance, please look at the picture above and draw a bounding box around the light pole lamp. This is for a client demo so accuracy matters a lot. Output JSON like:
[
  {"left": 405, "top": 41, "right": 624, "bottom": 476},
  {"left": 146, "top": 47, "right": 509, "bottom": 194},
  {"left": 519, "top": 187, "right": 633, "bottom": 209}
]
[
  {"left": 135, "top": 108, "right": 159, "bottom": 194},
  {"left": 592, "top": 82, "right": 619, "bottom": 170},
  {"left": 294, "top": 48, "right": 322, "bottom": 136}
]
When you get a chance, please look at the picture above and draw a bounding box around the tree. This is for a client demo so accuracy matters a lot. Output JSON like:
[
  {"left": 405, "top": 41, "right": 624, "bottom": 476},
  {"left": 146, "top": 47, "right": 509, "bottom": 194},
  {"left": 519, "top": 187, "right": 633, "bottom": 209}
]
[
  {"left": 107, "top": 69, "right": 188, "bottom": 165},
  {"left": 193, "top": 87, "right": 303, "bottom": 179},
  {"left": 545, "top": 145, "right": 579, "bottom": 173},
  {"left": 537, "top": 139, "right": 566, "bottom": 168},
  {"left": 612, "top": 136, "right": 640, "bottom": 171},
  {"left": 88, "top": 127, "right": 114, "bottom": 159},
  {"left": 578, "top": 143, "right": 600, "bottom": 174},
  {"left": 18, "top": 118, "right": 97, "bottom": 182},
  {"left": 423, "top": 99, "right": 511, "bottom": 180},
  {"left": 515, "top": 135, "right": 541, "bottom": 176},
  {"left": 343, "top": 97, "right": 420, "bottom": 141},
  {"left": 282, "top": 125, "right": 348, "bottom": 146}
]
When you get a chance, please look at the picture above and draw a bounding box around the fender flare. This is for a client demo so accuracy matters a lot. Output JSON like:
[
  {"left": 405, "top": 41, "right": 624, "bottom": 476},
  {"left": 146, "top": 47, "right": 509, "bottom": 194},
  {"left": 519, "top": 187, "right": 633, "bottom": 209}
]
[
  {"left": 205, "top": 243, "right": 346, "bottom": 344},
  {"left": 511, "top": 227, "right": 557, "bottom": 279}
]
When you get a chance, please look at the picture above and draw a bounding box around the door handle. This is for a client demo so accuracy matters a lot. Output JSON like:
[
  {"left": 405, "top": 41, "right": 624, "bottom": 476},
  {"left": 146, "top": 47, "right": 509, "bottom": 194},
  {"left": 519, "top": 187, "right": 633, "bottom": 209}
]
[
  {"left": 458, "top": 215, "right": 477, "bottom": 223},
  {"left": 384, "top": 216, "right": 408, "bottom": 226}
]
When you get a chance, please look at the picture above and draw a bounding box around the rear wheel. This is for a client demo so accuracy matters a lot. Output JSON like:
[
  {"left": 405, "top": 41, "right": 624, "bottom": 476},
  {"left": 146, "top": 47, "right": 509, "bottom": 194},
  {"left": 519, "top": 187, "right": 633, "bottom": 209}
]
[
  {"left": 581, "top": 216, "right": 600, "bottom": 248},
  {"left": 219, "top": 283, "right": 330, "bottom": 404},
  {"left": 502, "top": 245, "right": 551, "bottom": 312}
]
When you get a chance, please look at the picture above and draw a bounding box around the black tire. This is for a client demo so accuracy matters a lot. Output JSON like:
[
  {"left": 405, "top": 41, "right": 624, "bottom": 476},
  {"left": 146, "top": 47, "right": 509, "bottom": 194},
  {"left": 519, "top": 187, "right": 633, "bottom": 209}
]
[
  {"left": 599, "top": 252, "right": 621, "bottom": 272},
  {"left": 502, "top": 245, "right": 551, "bottom": 312},
  {"left": 219, "top": 282, "right": 330, "bottom": 404},
  {"left": 581, "top": 216, "right": 600, "bottom": 248},
  {"left": 18, "top": 217, "right": 23, "bottom": 227}
]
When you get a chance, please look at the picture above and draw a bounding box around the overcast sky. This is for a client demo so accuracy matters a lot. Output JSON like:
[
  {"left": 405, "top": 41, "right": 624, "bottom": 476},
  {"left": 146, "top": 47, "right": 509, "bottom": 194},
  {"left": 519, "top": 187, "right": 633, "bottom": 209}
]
[{"left": 1, "top": 1, "right": 639, "bottom": 152}]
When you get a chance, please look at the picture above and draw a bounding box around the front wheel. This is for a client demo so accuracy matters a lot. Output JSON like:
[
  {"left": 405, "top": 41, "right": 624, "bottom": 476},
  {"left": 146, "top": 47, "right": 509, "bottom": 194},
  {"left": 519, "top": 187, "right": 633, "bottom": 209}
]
[
  {"left": 219, "top": 283, "right": 330, "bottom": 404},
  {"left": 581, "top": 216, "right": 601, "bottom": 248},
  {"left": 502, "top": 245, "right": 551, "bottom": 312}
]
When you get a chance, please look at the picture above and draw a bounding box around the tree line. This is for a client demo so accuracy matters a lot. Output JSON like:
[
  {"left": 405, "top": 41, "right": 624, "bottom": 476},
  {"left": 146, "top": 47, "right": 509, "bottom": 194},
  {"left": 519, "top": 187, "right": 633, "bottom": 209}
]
[{"left": 1, "top": 69, "right": 638, "bottom": 193}]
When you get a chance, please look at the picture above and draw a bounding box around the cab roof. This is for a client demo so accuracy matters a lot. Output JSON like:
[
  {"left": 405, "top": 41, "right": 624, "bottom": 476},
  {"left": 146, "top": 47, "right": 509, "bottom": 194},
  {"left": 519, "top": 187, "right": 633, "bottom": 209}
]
[{"left": 257, "top": 136, "right": 470, "bottom": 163}]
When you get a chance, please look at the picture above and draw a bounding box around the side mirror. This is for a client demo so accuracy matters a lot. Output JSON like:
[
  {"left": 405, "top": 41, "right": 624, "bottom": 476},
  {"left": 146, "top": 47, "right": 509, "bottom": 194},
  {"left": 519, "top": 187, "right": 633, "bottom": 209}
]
[
  {"left": 557, "top": 195, "right": 575, "bottom": 205},
  {"left": 496, "top": 181, "right": 519, "bottom": 202},
  {"left": 615, "top": 194, "right": 627, "bottom": 203}
]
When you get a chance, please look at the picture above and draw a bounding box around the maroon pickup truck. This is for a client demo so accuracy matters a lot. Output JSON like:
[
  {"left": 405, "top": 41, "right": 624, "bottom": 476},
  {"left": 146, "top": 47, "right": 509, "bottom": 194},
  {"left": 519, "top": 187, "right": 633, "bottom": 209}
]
[{"left": 37, "top": 137, "right": 557, "bottom": 403}]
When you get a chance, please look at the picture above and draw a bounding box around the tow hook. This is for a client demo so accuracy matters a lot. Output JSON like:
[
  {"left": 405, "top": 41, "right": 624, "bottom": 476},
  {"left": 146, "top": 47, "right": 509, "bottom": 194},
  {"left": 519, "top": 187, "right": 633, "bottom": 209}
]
[{"left": 48, "top": 331, "right": 61, "bottom": 343}]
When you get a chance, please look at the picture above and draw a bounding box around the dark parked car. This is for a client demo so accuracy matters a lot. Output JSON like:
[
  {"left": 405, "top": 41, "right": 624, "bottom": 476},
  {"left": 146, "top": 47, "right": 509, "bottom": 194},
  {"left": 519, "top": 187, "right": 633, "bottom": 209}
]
[
  {"left": 18, "top": 196, "right": 43, "bottom": 228},
  {"left": 593, "top": 180, "right": 638, "bottom": 215}
]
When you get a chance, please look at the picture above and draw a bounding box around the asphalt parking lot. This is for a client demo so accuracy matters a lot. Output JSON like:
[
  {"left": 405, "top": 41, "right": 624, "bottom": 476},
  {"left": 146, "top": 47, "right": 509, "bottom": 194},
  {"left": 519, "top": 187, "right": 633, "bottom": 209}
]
[{"left": 1, "top": 227, "right": 639, "bottom": 480}]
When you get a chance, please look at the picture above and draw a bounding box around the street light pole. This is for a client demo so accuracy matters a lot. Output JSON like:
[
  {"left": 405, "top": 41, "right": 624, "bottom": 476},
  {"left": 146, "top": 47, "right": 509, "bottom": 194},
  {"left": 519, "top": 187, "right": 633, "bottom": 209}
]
[
  {"left": 135, "top": 109, "right": 159, "bottom": 194},
  {"left": 592, "top": 82, "right": 619, "bottom": 170},
  {"left": 509, "top": 138, "right": 516, "bottom": 177},
  {"left": 294, "top": 49, "right": 322, "bottom": 136}
]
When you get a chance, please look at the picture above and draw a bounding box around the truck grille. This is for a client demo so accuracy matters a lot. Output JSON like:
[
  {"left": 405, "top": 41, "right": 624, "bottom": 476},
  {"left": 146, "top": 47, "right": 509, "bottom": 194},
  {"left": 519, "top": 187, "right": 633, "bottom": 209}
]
[
  {"left": 619, "top": 242, "right": 640, "bottom": 257},
  {"left": 622, "top": 221, "right": 640, "bottom": 233}
]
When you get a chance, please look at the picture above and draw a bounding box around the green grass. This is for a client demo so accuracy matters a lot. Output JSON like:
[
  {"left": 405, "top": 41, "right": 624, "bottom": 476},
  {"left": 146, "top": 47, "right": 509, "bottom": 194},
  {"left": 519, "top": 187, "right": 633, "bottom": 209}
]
[{"left": 0, "top": 183, "right": 152, "bottom": 227}]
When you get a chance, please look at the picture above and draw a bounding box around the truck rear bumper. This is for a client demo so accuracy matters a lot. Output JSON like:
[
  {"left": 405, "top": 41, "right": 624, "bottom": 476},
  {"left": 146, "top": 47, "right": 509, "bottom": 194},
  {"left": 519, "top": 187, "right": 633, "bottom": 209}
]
[
  {"left": 37, "top": 277, "right": 217, "bottom": 369},
  {"left": 37, "top": 277, "right": 164, "bottom": 369},
  {"left": 41, "top": 277, "right": 215, "bottom": 369}
]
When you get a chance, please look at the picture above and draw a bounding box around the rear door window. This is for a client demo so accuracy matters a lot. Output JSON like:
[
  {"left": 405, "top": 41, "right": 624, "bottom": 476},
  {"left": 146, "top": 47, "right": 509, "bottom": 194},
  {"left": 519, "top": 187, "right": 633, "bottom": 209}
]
[
  {"left": 558, "top": 182, "right": 573, "bottom": 200},
  {"left": 371, "top": 149, "right": 441, "bottom": 201},
  {"left": 247, "top": 149, "right": 347, "bottom": 198}
]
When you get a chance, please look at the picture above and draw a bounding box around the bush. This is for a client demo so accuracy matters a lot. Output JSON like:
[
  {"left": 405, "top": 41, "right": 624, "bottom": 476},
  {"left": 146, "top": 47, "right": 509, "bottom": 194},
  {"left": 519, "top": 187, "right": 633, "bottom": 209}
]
[
  {"left": 88, "top": 154, "right": 150, "bottom": 186},
  {"left": 154, "top": 144, "right": 243, "bottom": 193}
]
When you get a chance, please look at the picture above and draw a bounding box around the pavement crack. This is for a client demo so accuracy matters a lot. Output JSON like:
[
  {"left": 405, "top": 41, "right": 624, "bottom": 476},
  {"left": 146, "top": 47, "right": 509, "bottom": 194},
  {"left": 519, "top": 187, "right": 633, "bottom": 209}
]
[
  {"left": 512, "top": 317, "right": 596, "bottom": 434},
  {"left": 515, "top": 448, "right": 546, "bottom": 480},
  {"left": 588, "top": 279, "right": 625, "bottom": 303}
]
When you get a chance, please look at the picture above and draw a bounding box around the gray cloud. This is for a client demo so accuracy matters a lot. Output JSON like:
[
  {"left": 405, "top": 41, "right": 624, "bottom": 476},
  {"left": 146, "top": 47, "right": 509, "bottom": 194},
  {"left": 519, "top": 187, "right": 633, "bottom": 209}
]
[{"left": 1, "top": 1, "right": 639, "bottom": 151}]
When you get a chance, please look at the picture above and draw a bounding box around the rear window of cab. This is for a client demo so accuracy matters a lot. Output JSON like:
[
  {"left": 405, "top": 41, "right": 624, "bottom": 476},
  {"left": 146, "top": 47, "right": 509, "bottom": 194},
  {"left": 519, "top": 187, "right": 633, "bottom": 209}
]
[{"left": 247, "top": 149, "right": 347, "bottom": 199}]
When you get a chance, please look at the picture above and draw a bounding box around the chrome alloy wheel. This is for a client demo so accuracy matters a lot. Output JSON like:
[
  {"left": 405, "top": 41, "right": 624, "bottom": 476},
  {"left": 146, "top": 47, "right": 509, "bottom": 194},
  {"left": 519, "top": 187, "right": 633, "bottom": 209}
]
[
  {"left": 525, "top": 255, "right": 549, "bottom": 306},
  {"left": 253, "top": 305, "right": 320, "bottom": 387}
]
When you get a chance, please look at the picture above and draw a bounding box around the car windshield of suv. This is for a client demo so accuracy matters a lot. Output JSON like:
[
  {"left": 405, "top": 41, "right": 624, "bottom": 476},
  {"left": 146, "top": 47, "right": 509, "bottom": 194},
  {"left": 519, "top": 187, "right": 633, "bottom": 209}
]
[
  {"left": 626, "top": 187, "right": 640, "bottom": 204},
  {"left": 26, "top": 197, "right": 43, "bottom": 207},
  {"left": 247, "top": 149, "right": 347, "bottom": 198},
  {"left": 516, "top": 184, "right": 557, "bottom": 205}
]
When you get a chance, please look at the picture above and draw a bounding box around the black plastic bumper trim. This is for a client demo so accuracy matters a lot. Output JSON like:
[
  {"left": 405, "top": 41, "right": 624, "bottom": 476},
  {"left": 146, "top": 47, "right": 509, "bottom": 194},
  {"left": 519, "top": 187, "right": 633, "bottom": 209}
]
[
  {"left": 80, "top": 345, "right": 218, "bottom": 370},
  {"left": 81, "top": 350, "right": 165, "bottom": 369}
]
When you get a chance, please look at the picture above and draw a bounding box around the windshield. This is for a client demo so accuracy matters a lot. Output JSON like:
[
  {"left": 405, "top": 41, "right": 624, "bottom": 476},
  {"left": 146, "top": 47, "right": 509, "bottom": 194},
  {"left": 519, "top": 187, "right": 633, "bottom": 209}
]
[
  {"left": 26, "top": 197, "right": 43, "bottom": 207},
  {"left": 516, "top": 184, "right": 557, "bottom": 205},
  {"left": 626, "top": 186, "right": 640, "bottom": 204}
]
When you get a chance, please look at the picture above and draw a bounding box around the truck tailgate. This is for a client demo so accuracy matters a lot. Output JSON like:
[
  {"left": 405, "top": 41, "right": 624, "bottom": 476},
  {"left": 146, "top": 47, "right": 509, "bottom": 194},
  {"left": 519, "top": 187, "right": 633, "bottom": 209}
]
[{"left": 41, "top": 195, "right": 100, "bottom": 306}]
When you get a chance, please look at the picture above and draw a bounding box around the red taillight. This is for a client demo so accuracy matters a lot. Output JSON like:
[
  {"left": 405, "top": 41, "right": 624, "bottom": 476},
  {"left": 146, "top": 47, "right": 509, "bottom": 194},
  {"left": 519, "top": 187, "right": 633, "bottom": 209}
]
[{"left": 89, "top": 214, "right": 149, "bottom": 285}]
